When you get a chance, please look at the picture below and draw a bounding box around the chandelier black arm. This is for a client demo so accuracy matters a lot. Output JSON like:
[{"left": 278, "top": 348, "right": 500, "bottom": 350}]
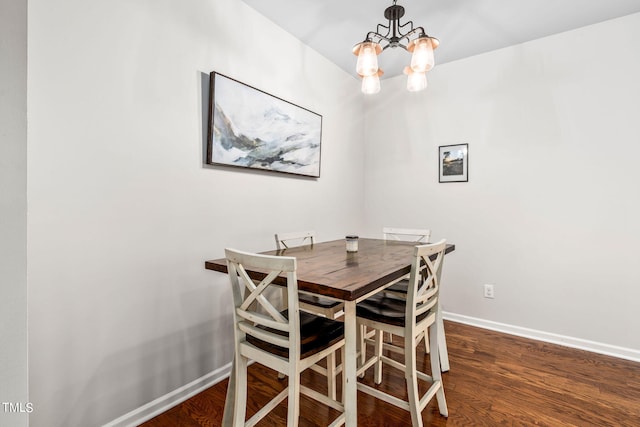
[
  {"left": 374, "top": 21, "right": 392, "bottom": 39},
  {"left": 365, "top": 8, "right": 426, "bottom": 50},
  {"left": 365, "top": 24, "right": 427, "bottom": 51},
  {"left": 399, "top": 25, "right": 426, "bottom": 49},
  {"left": 396, "top": 19, "right": 418, "bottom": 36}
]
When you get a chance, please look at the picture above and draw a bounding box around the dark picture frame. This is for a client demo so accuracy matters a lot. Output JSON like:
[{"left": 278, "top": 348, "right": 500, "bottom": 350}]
[
  {"left": 439, "top": 144, "right": 468, "bottom": 183},
  {"left": 207, "top": 72, "right": 322, "bottom": 178}
]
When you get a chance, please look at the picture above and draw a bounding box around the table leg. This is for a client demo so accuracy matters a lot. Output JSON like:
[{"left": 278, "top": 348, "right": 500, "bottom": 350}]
[
  {"left": 436, "top": 306, "right": 450, "bottom": 372},
  {"left": 343, "top": 300, "right": 358, "bottom": 427},
  {"left": 435, "top": 257, "right": 450, "bottom": 373},
  {"left": 221, "top": 357, "right": 236, "bottom": 427}
]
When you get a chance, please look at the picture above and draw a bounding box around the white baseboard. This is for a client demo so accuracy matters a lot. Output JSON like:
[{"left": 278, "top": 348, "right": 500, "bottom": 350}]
[
  {"left": 443, "top": 311, "right": 640, "bottom": 363},
  {"left": 102, "top": 361, "right": 233, "bottom": 427}
]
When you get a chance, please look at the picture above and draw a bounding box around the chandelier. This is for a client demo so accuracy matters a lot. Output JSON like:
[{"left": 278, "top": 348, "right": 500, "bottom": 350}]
[{"left": 352, "top": 0, "right": 439, "bottom": 94}]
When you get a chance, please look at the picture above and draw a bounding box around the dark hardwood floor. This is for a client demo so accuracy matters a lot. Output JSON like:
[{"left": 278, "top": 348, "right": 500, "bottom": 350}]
[{"left": 140, "top": 321, "right": 640, "bottom": 426}]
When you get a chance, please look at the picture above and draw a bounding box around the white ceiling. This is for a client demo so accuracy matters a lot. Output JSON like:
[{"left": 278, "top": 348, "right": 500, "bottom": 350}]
[{"left": 242, "top": 0, "right": 640, "bottom": 79}]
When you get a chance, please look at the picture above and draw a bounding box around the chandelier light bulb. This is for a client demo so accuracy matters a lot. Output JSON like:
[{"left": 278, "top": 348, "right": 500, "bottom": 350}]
[
  {"left": 355, "top": 42, "right": 380, "bottom": 77},
  {"left": 410, "top": 37, "right": 435, "bottom": 73},
  {"left": 361, "top": 71, "right": 382, "bottom": 94},
  {"left": 404, "top": 66, "right": 427, "bottom": 92}
]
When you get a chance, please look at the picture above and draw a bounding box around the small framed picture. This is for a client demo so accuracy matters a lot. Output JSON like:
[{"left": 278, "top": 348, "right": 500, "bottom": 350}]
[{"left": 439, "top": 144, "right": 468, "bottom": 183}]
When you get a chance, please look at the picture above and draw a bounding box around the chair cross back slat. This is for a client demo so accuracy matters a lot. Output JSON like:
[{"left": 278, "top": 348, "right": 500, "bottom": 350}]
[
  {"left": 383, "top": 227, "right": 431, "bottom": 243},
  {"left": 238, "top": 321, "right": 290, "bottom": 348},
  {"left": 237, "top": 268, "right": 287, "bottom": 324},
  {"left": 275, "top": 231, "right": 315, "bottom": 250},
  {"left": 236, "top": 309, "right": 289, "bottom": 333},
  {"left": 416, "top": 252, "right": 442, "bottom": 299},
  {"left": 226, "top": 249, "right": 297, "bottom": 347},
  {"left": 414, "top": 297, "right": 438, "bottom": 318},
  {"left": 408, "top": 241, "right": 447, "bottom": 322}
]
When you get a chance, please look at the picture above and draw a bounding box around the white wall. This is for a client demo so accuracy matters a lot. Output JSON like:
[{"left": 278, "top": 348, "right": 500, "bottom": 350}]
[
  {"left": 27, "top": 0, "right": 363, "bottom": 425},
  {"left": 0, "top": 0, "right": 29, "bottom": 425},
  {"left": 364, "top": 13, "right": 640, "bottom": 352}
]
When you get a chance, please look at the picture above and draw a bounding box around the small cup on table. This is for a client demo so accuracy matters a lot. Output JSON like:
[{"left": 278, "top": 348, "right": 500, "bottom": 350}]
[{"left": 346, "top": 235, "right": 359, "bottom": 252}]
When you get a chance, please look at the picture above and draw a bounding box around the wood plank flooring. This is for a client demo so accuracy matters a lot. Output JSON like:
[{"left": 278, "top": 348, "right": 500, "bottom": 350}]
[{"left": 140, "top": 321, "right": 640, "bottom": 426}]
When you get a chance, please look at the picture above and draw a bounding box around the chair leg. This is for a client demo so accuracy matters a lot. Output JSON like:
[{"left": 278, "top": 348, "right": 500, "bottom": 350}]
[
  {"left": 357, "top": 324, "right": 365, "bottom": 378},
  {"left": 429, "top": 323, "right": 448, "bottom": 417},
  {"left": 287, "top": 367, "right": 301, "bottom": 427},
  {"left": 374, "top": 329, "right": 384, "bottom": 384},
  {"left": 327, "top": 351, "right": 337, "bottom": 400},
  {"left": 277, "top": 287, "right": 288, "bottom": 381},
  {"left": 405, "top": 336, "right": 423, "bottom": 427},
  {"left": 222, "top": 357, "right": 236, "bottom": 426},
  {"left": 340, "top": 345, "right": 346, "bottom": 403},
  {"left": 436, "top": 311, "right": 450, "bottom": 372},
  {"left": 233, "top": 355, "right": 248, "bottom": 427}
]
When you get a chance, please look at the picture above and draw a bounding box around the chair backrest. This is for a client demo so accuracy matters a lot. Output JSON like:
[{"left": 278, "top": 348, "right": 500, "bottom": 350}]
[
  {"left": 382, "top": 227, "right": 431, "bottom": 243},
  {"left": 405, "top": 240, "right": 447, "bottom": 327},
  {"left": 275, "top": 230, "right": 316, "bottom": 250},
  {"left": 225, "top": 248, "right": 301, "bottom": 358}
]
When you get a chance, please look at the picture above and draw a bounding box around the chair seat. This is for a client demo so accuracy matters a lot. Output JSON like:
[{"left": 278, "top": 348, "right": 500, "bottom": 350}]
[
  {"left": 299, "top": 294, "right": 343, "bottom": 309},
  {"left": 247, "top": 310, "right": 344, "bottom": 359},
  {"left": 357, "top": 293, "right": 432, "bottom": 327},
  {"left": 384, "top": 278, "right": 409, "bottom": 295}
]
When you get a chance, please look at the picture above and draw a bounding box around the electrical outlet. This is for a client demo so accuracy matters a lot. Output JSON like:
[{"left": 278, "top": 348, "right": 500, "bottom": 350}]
[{"left": 484, "top": 284, "right": 495, "bottom": 299}]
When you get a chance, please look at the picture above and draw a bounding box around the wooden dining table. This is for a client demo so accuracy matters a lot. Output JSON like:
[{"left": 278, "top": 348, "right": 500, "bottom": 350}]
[{"left": 205, "top": 237, "right": 455, "bottom": 427}]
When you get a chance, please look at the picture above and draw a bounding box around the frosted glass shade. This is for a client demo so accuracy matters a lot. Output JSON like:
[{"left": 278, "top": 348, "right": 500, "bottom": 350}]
[
  {"left": 409, "top": 37, "right": 435, "bottom": 73},
  {"left": 406, "top": 69, "right": 427, "bottom": 92},
  {"left": 355, "top": 42, "right": 380, "bottom": 77},
  {"left": 361, "top": 73, "right": 381, "bottom": 94}
]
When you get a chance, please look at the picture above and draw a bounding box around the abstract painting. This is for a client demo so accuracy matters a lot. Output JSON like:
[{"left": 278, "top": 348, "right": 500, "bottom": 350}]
[
  {"left": 207, "top": 72, "right": 322, "bottom": 177},
  {"left": 439, "top": 144, "right": 468, "bottom": 182}
]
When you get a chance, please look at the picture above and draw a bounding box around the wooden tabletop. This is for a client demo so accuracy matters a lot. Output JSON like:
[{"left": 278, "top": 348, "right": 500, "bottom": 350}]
[{"left": 205, "top": 238, "right": 455, "bottom": 301}]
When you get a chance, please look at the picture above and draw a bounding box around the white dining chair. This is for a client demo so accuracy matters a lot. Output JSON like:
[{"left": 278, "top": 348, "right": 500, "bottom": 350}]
[
  {"left": 381, "top": 227, "right": 431, "bottom": 297},
  {"left": 275, "top": 231, "right": 344, "bottom": 320},
  {"left": 357, "top": 227, "right": 432, "bottom": 371},
  {"left": 225, "top": 248, "right": 346, "bottom": 427},
  {"left": 356, "top": 241, "right": 448, "bottom": 427},
  {"left": 380, "top": 228, "right": 432, "bottom": 348},
  {"left": 275, "top": 231, "right": 343, "bottom": 400}
]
